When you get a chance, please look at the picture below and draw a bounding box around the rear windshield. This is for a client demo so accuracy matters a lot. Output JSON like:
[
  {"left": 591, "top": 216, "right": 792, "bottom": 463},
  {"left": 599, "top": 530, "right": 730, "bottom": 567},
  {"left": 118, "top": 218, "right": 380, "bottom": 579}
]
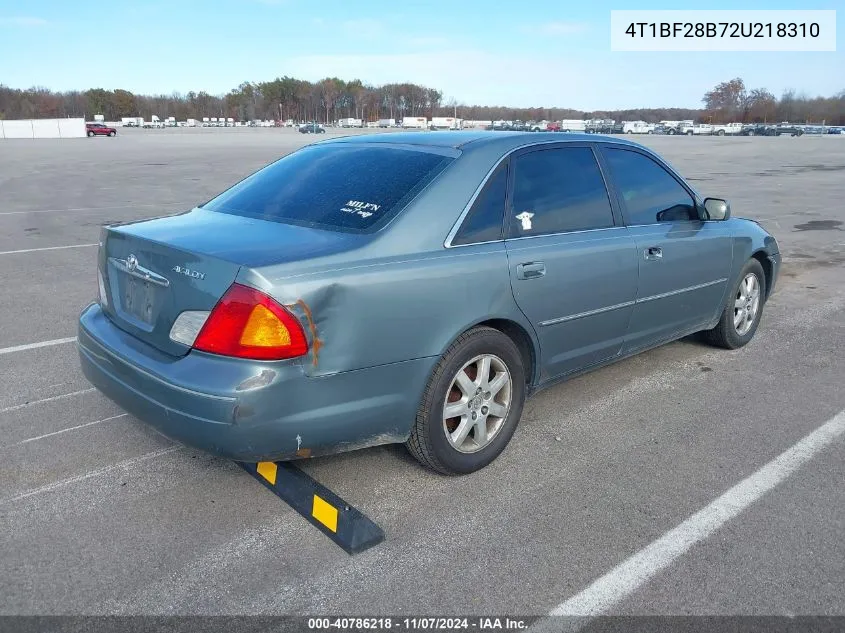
[{"left": 202, "top": 144, "right": 454, "bottom": 232}]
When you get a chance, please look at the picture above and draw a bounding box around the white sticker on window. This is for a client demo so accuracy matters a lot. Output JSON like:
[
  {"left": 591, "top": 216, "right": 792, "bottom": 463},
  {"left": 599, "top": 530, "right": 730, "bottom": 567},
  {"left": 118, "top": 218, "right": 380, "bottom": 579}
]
[
  {"left": 515, "top": 211, "right": 534, "bottom": 231},
  {"left": 341, "top": 200, "right": 381, "bottom": 219}
]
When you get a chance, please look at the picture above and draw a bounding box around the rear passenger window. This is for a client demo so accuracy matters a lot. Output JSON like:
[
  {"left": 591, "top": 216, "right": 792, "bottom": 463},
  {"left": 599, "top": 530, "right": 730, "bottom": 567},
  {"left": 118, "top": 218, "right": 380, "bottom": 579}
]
[
  {"left": 452, "top": 164, "right": 507, "bottom": 245},
  {"left": 508, "top": 147, "right": 614, "bottom": 238},
  {"left": 603, "top": 148, "right": 697, "bottom": 225}
]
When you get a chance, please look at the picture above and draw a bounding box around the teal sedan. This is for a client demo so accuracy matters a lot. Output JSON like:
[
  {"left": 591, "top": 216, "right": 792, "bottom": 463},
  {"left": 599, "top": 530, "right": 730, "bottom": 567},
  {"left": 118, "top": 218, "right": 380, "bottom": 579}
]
[{"left": 78, "top": 132, "right": 780, "bottom": 474}]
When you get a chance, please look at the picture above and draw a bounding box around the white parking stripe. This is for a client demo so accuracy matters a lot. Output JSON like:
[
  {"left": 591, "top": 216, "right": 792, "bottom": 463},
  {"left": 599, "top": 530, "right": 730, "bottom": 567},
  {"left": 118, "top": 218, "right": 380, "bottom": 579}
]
[
  {"left": 0, "top": 243, "right": 97, "bottom": 256},
  {"left": 550, "top": 408, "right": 845, "bottom": 617},
  {"left": 3, "top": 414, "right": 128, "bottom": 448},
  {"left": 0, "top": 337, "right": 77, "bottom": 355},
  {"left": 0, "top": 388, "right": 95, "bottom": 415},
  {"left": 0, "top": 202, "right": 192, "bottom": 216},
  {"left": 0, "top": 446, "right": 181, "bottom": 507}
]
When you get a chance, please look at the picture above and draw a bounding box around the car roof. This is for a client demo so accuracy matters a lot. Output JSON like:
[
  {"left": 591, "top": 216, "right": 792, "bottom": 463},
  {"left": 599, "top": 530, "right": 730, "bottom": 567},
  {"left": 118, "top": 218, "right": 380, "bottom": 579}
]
[{"left": 317, "top": 130, "right": 645, "bottom": 154}]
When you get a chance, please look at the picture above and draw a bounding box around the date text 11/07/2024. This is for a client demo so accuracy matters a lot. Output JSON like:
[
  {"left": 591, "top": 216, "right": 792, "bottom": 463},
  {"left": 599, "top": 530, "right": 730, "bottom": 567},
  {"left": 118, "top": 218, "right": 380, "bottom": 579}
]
[
  {"left": 624, "top": 22, "right": 820, "bottom": 39},
  {"left": 307, "top": 617, "right": 530, "bottom": 630}
]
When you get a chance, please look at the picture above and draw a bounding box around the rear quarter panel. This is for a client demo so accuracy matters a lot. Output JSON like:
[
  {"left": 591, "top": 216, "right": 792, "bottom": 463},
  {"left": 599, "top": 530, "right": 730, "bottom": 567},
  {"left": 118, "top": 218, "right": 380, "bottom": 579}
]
[{"left": 241, "top": 242, "right": 535, "bottom": 380}]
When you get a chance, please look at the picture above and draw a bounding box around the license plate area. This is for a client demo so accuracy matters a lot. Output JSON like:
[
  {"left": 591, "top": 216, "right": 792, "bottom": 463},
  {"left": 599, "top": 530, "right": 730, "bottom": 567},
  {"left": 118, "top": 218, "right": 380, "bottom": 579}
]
[{"left": 119, "top": 273, "right": 159, "bottom": 328}]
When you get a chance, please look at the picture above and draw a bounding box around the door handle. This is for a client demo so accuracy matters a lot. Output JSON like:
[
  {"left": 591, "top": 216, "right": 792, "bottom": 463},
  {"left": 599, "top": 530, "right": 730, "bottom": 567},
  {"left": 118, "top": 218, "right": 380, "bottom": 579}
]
[
  {"left": 516, "top": 262, "right": 546, "bottom": 280},
  {"left": 644, "top": 246, "right": 663, "bottom": 261}
]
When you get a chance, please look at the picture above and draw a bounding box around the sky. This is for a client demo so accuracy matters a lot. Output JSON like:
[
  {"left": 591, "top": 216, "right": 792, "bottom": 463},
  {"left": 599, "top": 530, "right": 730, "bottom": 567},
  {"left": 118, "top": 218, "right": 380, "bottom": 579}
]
[{"left": 0, "top": 0, "right": 842, "bottom": 110}]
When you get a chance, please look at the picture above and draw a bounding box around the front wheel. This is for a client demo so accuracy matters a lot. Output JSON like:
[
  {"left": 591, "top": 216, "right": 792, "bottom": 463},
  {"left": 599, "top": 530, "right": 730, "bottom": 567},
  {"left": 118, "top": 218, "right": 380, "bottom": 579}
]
[
  {"left": 87, "top": 131, "right": 94, "bottom": 137},
  {"left": 407, "top": 327, "right": 526, "bottom": 475},
  {"left": 703, "top": 259, "right": 766, "bottom": 350}
]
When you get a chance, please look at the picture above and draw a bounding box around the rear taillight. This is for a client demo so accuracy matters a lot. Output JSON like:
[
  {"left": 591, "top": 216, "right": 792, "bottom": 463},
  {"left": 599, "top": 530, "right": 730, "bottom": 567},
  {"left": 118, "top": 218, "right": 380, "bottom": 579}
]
[{"left": 192, "top": 283, "right": 308, "bottom": 360}]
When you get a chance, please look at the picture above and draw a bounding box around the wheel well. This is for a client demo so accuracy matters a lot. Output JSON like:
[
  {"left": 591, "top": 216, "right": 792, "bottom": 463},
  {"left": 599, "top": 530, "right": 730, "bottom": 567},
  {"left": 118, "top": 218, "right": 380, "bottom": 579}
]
[
  {"left": 751, "top": 251, "right": 772, "bottom": 299},
  {"left": 477, "top": 319, "right": 537, "bottom": 387}
]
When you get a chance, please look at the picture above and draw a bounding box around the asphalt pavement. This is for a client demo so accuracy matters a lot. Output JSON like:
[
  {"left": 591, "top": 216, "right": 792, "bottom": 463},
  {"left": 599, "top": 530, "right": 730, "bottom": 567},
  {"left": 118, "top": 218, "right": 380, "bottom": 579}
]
[{"left": 0, "top": 128, "right": 843, "bottom": 619}]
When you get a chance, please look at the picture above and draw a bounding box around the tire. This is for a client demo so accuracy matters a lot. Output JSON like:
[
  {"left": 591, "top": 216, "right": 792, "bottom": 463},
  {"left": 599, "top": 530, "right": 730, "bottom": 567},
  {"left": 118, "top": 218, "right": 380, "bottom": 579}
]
[
  {"left": 108, "top": 131, "right": 115, "bottom": 137},
  {"left": 717, "top": 130, "right": 725, "bottom": 136},
  {"left": 686, "top": 130, "right": 693, "bottom": 136},
  {"left": 703, "top": 258, "right": 766, "bottom": 350},
  {"left": 87, "top": 131, "right": 94, "bottom": 137},
  {"left": 406, "top": 326, "right": 526, "bottom": 475},
  {"left": 748, "top": 131, "right": 755, "bottom": 136}
]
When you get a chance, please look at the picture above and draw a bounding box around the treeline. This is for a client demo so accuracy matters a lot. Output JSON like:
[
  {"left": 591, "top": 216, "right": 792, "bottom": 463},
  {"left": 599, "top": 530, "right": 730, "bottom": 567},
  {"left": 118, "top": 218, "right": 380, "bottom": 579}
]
[
  {"left": 1, "top": 76, "right": 843, "bottom": 124},
  {"left": 702, "top": 77, "right": 845, "bottom": 125}
]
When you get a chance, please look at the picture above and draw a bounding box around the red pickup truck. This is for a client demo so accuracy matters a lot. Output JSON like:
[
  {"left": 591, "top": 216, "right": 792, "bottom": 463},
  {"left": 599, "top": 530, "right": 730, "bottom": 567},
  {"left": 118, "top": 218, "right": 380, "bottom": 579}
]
[{"left": 86, "top": 123, "right": 117, "bottom": 137}]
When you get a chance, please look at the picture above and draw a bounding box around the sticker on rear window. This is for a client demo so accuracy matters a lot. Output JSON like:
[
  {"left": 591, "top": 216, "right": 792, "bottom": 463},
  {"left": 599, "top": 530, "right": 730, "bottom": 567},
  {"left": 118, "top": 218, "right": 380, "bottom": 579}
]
[{"left": 341, "top": 200, "right": 381, "bottom": 219}]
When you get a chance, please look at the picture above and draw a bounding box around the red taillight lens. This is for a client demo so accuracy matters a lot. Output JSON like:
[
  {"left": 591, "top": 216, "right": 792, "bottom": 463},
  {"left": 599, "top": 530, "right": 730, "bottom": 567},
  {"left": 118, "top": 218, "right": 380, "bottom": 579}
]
[{"left": 193, "top": 283, "right": 308, "bottom": 360}]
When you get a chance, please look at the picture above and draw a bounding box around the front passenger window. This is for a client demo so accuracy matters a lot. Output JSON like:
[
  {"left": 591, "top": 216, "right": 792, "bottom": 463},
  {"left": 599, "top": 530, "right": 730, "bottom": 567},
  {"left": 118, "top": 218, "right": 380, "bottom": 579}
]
[{"left": 603, "top": 148, "right": 697, "bottom": 225}]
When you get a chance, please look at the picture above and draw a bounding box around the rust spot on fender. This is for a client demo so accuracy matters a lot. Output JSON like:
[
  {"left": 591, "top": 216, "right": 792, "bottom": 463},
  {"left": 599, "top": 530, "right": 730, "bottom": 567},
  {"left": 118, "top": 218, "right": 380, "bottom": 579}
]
[{"left": 287, "top": 298, "right": 323, "bottom": 367}]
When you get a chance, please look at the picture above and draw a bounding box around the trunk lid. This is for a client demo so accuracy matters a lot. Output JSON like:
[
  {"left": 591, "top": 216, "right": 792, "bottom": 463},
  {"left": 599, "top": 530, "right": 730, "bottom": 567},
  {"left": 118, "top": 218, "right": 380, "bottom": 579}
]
[{"left": 99, "top": 208, "right": 365, "bottom": 356}]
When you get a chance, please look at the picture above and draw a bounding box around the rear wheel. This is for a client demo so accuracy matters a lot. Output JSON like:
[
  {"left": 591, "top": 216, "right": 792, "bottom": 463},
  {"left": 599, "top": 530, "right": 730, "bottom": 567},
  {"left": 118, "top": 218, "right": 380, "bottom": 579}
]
[
  {"left": 108, "top": 131, "right": 116, "bottom": 137},
  {"left": 407, "top": 327, "right": 526, "bottom": 475},
  {"left": 703, "top": 259, "right": 766, "bottom": 349}
]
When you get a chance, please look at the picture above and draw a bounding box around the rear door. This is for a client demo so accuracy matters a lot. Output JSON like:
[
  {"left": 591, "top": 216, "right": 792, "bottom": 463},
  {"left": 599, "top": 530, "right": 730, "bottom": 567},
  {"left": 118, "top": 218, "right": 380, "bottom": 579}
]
[
  {"left": 503, "top": 144, "right": 639, "bottom": 382},
  {"left": 598, "top": 144, "right": 734, "bottom": 352}
]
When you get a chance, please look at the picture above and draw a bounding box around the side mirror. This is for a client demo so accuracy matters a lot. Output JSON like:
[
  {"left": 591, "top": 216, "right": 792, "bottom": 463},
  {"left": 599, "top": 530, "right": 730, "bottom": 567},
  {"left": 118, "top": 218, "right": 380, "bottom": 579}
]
[{"left": 703, "top": 198, "right": 731, "bottom": 221}]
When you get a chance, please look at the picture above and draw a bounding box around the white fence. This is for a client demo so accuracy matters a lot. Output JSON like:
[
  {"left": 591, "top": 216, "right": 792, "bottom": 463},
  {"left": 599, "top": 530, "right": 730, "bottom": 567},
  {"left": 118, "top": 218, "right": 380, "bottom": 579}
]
[{"left": 0, "top": 118, "right": 86, "bottom": 139}]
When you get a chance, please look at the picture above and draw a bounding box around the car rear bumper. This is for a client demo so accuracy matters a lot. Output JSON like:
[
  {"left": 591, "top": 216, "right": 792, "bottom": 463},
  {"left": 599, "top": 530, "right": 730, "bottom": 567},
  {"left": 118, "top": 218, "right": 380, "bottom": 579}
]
[{"left": 78, "top": 303, "right": 435, "bottom": 462}]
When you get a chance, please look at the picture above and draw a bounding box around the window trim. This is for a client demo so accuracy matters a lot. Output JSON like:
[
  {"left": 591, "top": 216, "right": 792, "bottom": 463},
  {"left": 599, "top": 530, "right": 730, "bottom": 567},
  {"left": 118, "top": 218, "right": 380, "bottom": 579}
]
[
  {"left": 504, "top": 142, "right": 621, "bottom": 240},
  {"left": 596, "top": 143, "right": 704, "bottom": 228}
]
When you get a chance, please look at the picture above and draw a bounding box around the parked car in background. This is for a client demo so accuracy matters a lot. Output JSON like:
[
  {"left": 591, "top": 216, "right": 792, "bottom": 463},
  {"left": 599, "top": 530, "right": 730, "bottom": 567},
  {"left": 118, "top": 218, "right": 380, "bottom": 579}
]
[
  {"left": 775, "top": 124, "right": 805, "bottom": 137},
  {"left": 739, "top": 124, "right": 769, "bottom": 136},
  {"left": 78, "top": 131, "right": 780, "bottom": 475},
  {"left": 299, "top": 123, "right": 325, "bottom": 134},
  {"left": 86, "top": 122, "right": 117, "bottom": 137}
]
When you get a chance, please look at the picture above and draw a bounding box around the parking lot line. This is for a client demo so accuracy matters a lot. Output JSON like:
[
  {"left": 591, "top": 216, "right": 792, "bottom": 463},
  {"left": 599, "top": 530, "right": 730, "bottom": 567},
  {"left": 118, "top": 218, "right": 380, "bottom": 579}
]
[
  {"left": 3, "top": 413, "right": 127, "bottom": 449},
  {"left": 0, "top": 243, "right": 97, "bottom": 256},
  {"left": 549, "top": 408, "right": 845, "bottom": 617},
  {"left": 0, "top": 202, "right": 193, "bottom": 216},
  {"left": 0, "top": 445, "right": 180, "bottom": 507},
  {"left": 0, "top": 388, "right": 95, "bottom": 415},
  {"left": 0, "top": 337, "right": 77, "bottom": 355}
]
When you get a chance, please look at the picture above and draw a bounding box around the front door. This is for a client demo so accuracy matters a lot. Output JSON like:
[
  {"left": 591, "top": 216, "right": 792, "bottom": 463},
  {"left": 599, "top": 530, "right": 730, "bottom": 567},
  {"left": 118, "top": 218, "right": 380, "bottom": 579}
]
[{"left": 598, "top": 145, "right": 734, "bottom": 352}]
